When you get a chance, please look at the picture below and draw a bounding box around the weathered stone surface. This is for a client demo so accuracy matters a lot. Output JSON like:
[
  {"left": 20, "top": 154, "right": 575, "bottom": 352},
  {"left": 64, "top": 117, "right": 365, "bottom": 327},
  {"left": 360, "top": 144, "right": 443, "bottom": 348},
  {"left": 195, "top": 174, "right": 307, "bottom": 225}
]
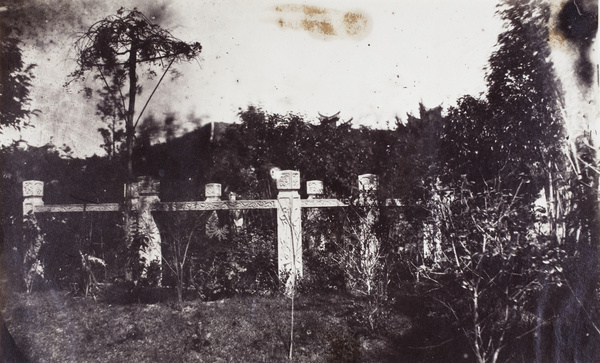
[
  {"left": 358, "top": 174, "right": 378, "bottom": 206},
  {"left": 277, "top": 190, "right": 302, "bottom": 281},
  {"left": 277, "top": 170, "right": 300, "bottom": 190},
  {"left": 126, "top": 182, "right": 140, "bottom": 199},
  {"left": 277, "top": 170, "right": 302, "bottom": 283},
  {"left": 205, "top": 183, "right": 222, "bottom": 200},
  {"left": 137, "top": 176, "right": 160, "bottom": 195},
  {"left": 36, "top": 203, "right": 121, "bottom": 213},
  {"left": 22, "top": 181, "right": 46, "bottom": 293},
  {"left": 306, "top": 180, "right": 323, "bottom": 197},
  {"left": 228, "top": 193, "right": 244, "bottom": 232},
  {"left": 153, "top": 200, "right": 277, "bottom": 211},
  {"left": 358, "top": 174, "right": 378, "bottom": 191},
  {"left": 138, "top": 191, "right": 162, "bottom": 281},
  {"left": 22, "top": 180, "right": 44, "bottom": 198},
  {"left": 301, "top": 199, "right": 347, "bottom": 208},
  {"left": 23, "top": 180, "right": 44, "bottom": 216}
]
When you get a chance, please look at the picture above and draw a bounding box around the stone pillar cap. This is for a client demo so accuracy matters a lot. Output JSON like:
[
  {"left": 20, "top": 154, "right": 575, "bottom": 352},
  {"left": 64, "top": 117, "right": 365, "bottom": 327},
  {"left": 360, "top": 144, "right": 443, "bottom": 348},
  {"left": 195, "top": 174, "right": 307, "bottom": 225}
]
[
  {"left": 358, "top": 174, "right": 378, "bottom": 191},
  {"left": 137, "top": 176, "right": 160, "bottom": 195},
  {"left": 23, "top": 180, "right": 44, "bottom": 197},
  {"left": 205, "top": 183, "right": 222, "bottom": 199},
  {"left": 277, "top": 170, "right": 300, "bottom": 190},
  {"left": 306, "top": 180, "right": 324, "bottom": 195}
]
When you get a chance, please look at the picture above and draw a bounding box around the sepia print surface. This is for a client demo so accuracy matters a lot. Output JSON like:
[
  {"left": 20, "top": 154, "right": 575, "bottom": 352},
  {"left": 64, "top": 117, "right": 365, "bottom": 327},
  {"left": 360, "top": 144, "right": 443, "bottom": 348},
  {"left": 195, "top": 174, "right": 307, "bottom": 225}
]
[{"left": 1, "top": 0, "right": 598, "bottom": 362}]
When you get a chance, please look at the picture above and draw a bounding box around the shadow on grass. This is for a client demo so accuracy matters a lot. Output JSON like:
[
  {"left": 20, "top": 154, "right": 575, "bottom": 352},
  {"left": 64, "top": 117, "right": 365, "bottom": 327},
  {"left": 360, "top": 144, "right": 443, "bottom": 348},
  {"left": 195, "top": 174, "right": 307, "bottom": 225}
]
[
  {"left": 100, "top": 283, "right": 202, "bottom": 305},
  {"left": 386, "top": 293, "right": 474, "bottom": 363},
  {"left": 2, "top": 283, "right": 480, "bottom": 362}
]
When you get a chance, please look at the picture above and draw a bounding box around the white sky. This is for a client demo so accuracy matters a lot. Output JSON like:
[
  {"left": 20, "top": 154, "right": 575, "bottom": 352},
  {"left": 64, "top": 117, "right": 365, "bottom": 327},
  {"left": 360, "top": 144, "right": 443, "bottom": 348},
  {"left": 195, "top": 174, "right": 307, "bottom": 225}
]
[{"left": 2, "top": 0, "right": 504, "bottom": 157}]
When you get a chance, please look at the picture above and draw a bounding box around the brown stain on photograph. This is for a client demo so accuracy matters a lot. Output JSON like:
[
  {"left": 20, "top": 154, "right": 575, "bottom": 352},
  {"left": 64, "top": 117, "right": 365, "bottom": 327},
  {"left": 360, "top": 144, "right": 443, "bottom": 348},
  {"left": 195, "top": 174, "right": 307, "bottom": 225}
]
[
  {"left": 549, "top": 0, "right": 598, "bottom": 87},
  {"left": 343, "top": 12, "right": 368, "bottom": 36},
  {"left": 301, "top": 19, "right": 336, "bottom": 36},
  {"left": 548, "top": 1, "right": 573, "bottom": 47},
  {"left": 275, "top": 4, "right": 371, "bottom": 39}
]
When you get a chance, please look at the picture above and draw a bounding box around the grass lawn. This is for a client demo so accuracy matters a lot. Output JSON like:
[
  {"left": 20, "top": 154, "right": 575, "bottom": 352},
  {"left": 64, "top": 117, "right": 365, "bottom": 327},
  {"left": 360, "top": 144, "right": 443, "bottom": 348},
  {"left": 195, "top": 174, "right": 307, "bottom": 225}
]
[{"left": 1, "top": 285, "right": 471, "bottom": 362}]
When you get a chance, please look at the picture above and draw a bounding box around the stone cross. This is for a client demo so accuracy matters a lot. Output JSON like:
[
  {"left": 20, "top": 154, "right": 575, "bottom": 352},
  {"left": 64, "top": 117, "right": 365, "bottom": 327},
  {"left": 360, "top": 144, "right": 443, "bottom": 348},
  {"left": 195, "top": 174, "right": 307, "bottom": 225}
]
[{"left": 276, "top": 170, "right": 303, "bottom": 279}]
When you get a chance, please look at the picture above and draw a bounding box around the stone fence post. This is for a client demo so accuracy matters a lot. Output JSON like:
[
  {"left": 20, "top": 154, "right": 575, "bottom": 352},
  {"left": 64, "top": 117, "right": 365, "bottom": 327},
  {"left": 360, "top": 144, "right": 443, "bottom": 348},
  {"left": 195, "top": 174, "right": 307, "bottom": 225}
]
[
  {"left": 228, "top": 192, "right": 244, "bottom": 232},
  {"left": 23, "top": 180, "right": 44, "bottom": 216},
  {"left": 277, "top": 170, "right": 302, "bottom": 284},
  {"left": 22, "top": 180, "right": 45, "bottom": 293},
  {"left": 357, "top": 173, "right": 380, "bottom": 224},
  {"left": 306, "top": 180, "right": 324, "bottom": 250},
  {"left": 136, "top": 176, "right": 162, "bottom": 283},
  {"left": 355, "top": 174, "right": 381, "bottom": 295},
  {"left": 358, "top": 173, "right": 378, "bottom": 206}
]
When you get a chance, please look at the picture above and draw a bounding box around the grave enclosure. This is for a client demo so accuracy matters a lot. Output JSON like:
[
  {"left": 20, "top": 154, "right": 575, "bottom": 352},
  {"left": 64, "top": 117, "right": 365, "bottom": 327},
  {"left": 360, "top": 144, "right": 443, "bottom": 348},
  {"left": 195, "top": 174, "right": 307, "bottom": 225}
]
[{"left": 22, "top": 171, "right": 382, "bottom": 285}]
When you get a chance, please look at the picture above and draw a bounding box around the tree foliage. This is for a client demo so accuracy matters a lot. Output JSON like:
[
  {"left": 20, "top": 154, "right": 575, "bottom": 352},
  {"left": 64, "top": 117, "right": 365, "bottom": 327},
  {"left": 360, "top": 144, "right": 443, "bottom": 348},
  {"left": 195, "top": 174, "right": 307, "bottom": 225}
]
[
  {"left": 407, "top": 1, "right": 590, "bottom": 361},
  {"left": 418, "top": 179, "right": 566, "bottom": 363},
  {"left": 71, "top": 7, "right": 202, "bottom": 179},
  {"left": 96, "top": 81, "right": 126, "bottom": 159},
  {"left": 385, "top": 104, "right": 444, "bottom": 203},
  {"left": 0, "top": 30, "right": 38, "bottom": 130},
  {"left": 486, "top": 0, "right": 564, "bottom": 183},
  {"left": 444, "top": 0, "right": 564, "bottom": 195},
  {"left": 207, "top": 106, "right": 389, "bottom": 201}
]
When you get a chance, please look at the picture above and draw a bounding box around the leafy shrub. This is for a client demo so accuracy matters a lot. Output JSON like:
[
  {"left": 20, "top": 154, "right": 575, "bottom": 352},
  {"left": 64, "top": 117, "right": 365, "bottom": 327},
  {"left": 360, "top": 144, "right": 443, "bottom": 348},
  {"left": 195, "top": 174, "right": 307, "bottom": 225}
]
[
  {"left": 31, "top": 213, "right": 115, "bottom": 295},
  {"left": 79, "top": 251, "right": 107, "bottom": 296},
  {"left": 414, "top": 179, "right": 567, "bottom": 363},
  {"left": 299, "top": 248, "right": 345, "bottom": 293},
  {"left": 192, "top": 225, "right": 278, "bottom": 299}
]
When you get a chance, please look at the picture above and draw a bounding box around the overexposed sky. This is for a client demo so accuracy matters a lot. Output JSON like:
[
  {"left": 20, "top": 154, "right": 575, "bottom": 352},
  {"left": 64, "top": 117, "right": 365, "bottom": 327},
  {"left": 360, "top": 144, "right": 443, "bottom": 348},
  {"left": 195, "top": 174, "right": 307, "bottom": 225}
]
[{"left": 2, "top": 0, "right": 503, "bottom": 156}]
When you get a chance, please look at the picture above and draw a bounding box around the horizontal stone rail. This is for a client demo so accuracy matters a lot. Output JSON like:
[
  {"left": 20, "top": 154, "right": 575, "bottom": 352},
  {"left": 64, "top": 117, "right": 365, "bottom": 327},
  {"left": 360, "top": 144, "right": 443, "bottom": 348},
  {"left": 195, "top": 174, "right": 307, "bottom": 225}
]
[
  {"left": 34, "top": 203, "right": 122, "bottom": 213},
  {"left": 31, "top": 199, "right": 361, "bottom": 213},
  {"left": 30, "top": 198, "right": 352, "bottom": 213},
  {"left": 152, "top": 200, "right": 278, "bottom": 211},
  {"left": 301, "top": 199, "right": 348, "bottom": 208}
]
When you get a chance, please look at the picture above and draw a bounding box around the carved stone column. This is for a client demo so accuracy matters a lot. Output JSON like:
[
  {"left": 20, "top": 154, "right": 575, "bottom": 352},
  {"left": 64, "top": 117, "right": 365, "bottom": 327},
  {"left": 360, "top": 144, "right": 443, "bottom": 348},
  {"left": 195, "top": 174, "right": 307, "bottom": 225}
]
[
  {"left": 356, "top": 174, "right": 380, "bottom": 295},
  {"left": 358, "top": 173, "right": 378, "bottom": 207},
  {"left": 305, "top": 180, "right": 324, "bottom": 250},
  {"left": 22, "top": 180, "right": 45, "bottom": 293},
  {"left": 228, "top": 192, "right": 244, "bottom": 233},
  {"left": 137, "top": 176, "right": 162, "bottom": 283},
  {"left": 22, "top": 180, "right": 44, "bottom": 216},
  {"left": 277, "top": 170, "right": 302, "bottom": 283},
  {"left": 204, "top": 183, "right": 226, "bottom": 240}
]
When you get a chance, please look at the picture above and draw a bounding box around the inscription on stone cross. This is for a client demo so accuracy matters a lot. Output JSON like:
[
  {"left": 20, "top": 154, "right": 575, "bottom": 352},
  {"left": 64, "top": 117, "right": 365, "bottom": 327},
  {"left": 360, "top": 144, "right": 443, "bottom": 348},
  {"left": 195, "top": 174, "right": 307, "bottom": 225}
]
[{"left": 276, "top": 170, "right": 302, "bottom": 280}]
